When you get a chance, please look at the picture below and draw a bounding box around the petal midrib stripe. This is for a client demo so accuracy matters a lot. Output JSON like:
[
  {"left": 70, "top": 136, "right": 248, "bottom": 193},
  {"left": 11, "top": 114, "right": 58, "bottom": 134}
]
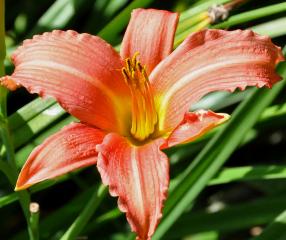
[
  {"left": 18, "top": 60, "right": 118, "bottom": 103},
  {"left": 158, "top": 58, "right": 269, "bottom": 129}
]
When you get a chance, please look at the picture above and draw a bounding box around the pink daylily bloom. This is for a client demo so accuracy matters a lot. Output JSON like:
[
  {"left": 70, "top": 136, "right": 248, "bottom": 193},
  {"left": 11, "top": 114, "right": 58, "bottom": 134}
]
[{"left": 1, "top": 8, "right": 284, "bottom": 240}]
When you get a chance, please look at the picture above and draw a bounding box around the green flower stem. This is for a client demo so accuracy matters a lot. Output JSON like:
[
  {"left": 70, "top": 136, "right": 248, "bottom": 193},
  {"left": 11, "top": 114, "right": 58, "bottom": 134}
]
[
  {"left": 29, "top": 203, "right": 40, "bottom": 240},
  {"left": 0, "top": 0, "right": 7, "bottom": 117},
  {"left": 0, "top": 160, "right": 15, "bottom": 183},
  {"left": 13, "top": 187, "right": 96, "bottom": 240},
  {"left": 0, "top": 1, "right": 36, "bottom": 240},
  {"left": 212, "top": 2, "right": 286, "bottom": 29},
  {"left": 0, "top": 124, "right": 33, "bottom": 220},
  {"left": 60, "top": 185, "right": 108, "bottom": 240}
]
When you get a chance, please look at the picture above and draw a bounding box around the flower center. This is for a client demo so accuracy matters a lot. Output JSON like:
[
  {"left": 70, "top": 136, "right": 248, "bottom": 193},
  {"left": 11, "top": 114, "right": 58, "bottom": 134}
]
[{"left": 122, "top": 53, "right": 157, "bottom": 141}]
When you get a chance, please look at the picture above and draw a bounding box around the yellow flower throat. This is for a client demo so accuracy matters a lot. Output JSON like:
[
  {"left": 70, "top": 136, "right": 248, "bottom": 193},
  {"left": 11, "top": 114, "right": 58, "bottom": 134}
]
[{"left": 122, "top": 54, "right": 157, "bottom": 141}]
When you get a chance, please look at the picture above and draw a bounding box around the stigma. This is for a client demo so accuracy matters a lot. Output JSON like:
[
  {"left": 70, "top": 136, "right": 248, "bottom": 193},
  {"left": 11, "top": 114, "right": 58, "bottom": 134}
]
[{"left": 122, "top": 53, "right": 157, "bottom": 141}]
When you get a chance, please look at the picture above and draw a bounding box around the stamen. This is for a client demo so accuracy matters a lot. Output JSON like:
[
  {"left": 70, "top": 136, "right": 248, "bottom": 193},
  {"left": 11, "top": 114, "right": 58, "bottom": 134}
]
[{"left": 122, "top": 53, "right": 157, "bottom": 141}]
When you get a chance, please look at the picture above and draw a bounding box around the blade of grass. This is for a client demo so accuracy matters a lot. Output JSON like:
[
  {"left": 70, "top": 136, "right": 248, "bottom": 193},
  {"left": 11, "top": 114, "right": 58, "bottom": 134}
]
[
  {"left": 251, "top": 17, "right": 286, "bottom": 38},
  {"left": 0, "top": 191, "right": 17, "bottom": 207},
  {"left": 60, "top": 185, "right": 108, "bottom": 240},
  {"left": 84, "top": 0, "right": 129, "bottom": 33},
  {"left": 209, "top": 165, "right": 286, "bottom": 185},
  {"left": 251, "top": 209, "right": 286, "bottom": 240},
  {"left": 98, "top": 0, "right": 154, "bottom": 42},
  {"left": 188, "top": 232, "right": 219, "bottom": 240},
  {"left": 9, "top": 98, "right": 56, "bottom": 131},
  {"left": 165, "top": 195, "right": 286, "bottom": 239},
  {"left": 28, "top": 0, "right": 94, "bottom": 36},
  {"left": 153, "top": 50, "right": 286, "bottom": 240},
  {"left": 0, "top": 160, "right": 16, "bottom": 183},
  {"left": 191, "top": 90, "right": 251, "bottom": 111},
  {"left": 12, "top": 103, "right": 66, "bottom": 149},
  {"left": 83, "top": 208, "right": 122, "bottom": 234}
]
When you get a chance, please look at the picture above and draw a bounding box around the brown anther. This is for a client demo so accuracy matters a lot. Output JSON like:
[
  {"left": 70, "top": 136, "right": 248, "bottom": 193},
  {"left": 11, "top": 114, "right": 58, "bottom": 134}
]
[{"left": 126, "top": 58, "right": 132, "bottom": 72}]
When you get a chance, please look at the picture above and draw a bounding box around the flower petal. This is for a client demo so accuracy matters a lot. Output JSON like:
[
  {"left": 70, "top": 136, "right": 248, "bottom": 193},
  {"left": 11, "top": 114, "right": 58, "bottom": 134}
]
[
  {"left": 162, "top": 110, "right": 229, "bottom": 149},
  {"left": 16, "top": 122, "right": 105, "bottom": 190},
  {"left": 2, "top": 30, "right": 130, "bottom": 133},
  {"left": 150, "top": 29, "right": 284, "bottom": 132},
  {"left": 96, "top": 134, "right": 169, "bottom": 240},
  {"left": 120, "top": 8, "right": 178, "bottom": 75}
]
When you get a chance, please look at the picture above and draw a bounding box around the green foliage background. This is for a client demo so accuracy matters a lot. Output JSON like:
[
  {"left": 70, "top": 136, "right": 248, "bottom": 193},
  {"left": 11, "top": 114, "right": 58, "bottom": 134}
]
[{"left": 1, "top": 0, "right": 286, "bottom": 239}]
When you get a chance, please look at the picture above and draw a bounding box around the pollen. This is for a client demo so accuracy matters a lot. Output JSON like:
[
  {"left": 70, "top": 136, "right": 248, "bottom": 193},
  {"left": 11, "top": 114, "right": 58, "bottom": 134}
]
[{"left": 122, "top": 53, "right": 157, "bottom": 141}]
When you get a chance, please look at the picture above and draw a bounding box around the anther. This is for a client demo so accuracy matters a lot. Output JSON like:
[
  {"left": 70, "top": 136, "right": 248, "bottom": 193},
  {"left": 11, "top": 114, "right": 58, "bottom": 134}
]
[{"left": 121, "top": 53, "right": 157, "bottom": 141}]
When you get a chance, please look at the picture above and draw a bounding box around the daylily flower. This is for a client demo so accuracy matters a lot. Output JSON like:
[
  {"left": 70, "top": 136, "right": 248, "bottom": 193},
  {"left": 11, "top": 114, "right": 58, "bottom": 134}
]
[{"left": 1, "top": 8, "right": 283, "bottom": 240}]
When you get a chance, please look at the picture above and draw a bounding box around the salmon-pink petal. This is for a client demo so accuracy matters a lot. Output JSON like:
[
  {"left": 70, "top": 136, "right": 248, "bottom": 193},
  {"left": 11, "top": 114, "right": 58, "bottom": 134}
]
[
  {"left": 2, "top": 30, "right": 130, "bottom": 133},
  {"left": 150, "top": 29, "right": 284, "bottom": 132},
  {"left": 121, "top": 8, "right": 178, "bottom": 75},
  {"left": 96, "top": 134, "right": 169, "bottom": 240},
  {"left": 16, "top": 122, "right": 105, "bottom": 190},
  {"left": 162, "top": 110, "right": 229, "bottom": 149}
]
